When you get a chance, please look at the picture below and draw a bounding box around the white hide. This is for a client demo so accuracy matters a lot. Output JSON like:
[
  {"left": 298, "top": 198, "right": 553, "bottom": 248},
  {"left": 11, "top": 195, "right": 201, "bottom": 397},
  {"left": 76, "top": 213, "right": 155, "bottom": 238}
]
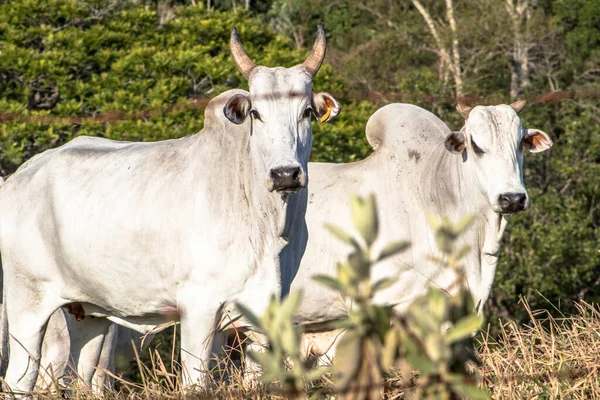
[
  {"left": 282, "top": 103, "right": 551, "bottom": 354},
  {"left": 0, "top": 78, "right": 328, "bottom": 393}
]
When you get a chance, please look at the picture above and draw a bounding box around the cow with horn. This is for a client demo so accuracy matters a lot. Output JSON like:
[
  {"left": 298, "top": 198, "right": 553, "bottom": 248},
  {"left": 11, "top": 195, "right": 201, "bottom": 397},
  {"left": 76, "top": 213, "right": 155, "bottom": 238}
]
[
  {"left": 0, "top": 24, "right": 340, "bottom": 393},
  {"left": 274, "top": 99, "right": 552, "bottom": 362}
]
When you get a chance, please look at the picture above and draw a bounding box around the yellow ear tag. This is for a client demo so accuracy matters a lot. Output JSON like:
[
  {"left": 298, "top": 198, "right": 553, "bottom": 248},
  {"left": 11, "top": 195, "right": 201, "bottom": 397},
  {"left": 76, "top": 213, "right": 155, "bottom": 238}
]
[{"left": 320, "top": 106, "right": 332, "bottom": 123}]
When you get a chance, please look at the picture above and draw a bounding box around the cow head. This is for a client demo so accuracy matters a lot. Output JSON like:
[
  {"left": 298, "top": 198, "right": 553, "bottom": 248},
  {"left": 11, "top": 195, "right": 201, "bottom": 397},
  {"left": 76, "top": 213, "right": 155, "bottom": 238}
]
[
  {"left": 224, "top": 25, "right": 340, "bottom": 195},
  {"left": 444, "top": 100, "right": 552, "bottom": 214}
]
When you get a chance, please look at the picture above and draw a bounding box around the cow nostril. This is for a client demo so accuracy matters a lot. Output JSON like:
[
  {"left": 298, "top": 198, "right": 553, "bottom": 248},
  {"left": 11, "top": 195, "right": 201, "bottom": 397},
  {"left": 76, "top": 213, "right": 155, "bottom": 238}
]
[
  {"left": 518, "top": 194, "right": 527, "bottom": 206},
  {"left": 271, "top": 169, "right": 282, "bottom": 181},
  {"left": 292, "top": 167, "right": 301, "bottom": 182}
]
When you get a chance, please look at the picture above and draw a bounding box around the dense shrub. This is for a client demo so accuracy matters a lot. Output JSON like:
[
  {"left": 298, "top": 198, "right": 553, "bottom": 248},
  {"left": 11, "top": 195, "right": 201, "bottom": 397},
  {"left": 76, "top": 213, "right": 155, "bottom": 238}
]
[{"left": 0, "top": 0, "right": 358, "bottom": 174}]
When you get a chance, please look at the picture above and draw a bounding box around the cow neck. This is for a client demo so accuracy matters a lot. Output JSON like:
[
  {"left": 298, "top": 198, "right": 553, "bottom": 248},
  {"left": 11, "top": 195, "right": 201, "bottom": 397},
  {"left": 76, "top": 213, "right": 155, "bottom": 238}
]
[
  {"left": 416, "top": 138, "right": 499, "bottom": 240},
  {"left": 240, "top": 127, "right": 293, "bottom": 248},
  {"left": 420, "top": 130, "right": 507, "bottom": 287},
  {"left": 416, "top": 142, "right": 471, "bottom": 218}
]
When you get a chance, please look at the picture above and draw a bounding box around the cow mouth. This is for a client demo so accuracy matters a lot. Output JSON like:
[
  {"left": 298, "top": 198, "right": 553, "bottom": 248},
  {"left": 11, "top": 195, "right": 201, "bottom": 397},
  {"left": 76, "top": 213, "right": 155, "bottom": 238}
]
[
  {"left": 499, "top": 209, "right": 519, "bottom": 215},
  {"left": 276, "top": 187, "right": 301, "bottom": 195}
]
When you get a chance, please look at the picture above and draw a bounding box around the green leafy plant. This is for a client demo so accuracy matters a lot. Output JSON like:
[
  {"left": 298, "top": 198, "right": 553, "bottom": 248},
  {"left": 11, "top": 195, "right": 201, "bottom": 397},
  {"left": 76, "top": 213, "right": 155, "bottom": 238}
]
[
  {"left": 238, "top": 193, "right": 488, "bottom": 398},
  {"left": 316, "top": 195, "right": 487, "bottom": 399},
  {"left": 236, "top": 290, "right": 324, "bottom": 397},
  {"left": 312, "top": 193, "right": 409, "bottom": 398}
]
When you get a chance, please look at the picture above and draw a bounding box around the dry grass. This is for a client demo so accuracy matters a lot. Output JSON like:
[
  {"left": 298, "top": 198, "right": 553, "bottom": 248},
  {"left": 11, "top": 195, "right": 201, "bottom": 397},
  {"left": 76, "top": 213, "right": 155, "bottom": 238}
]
[
  {"left": 2, "top": 301, "right": 600, "bottom": 399},
  {"left": 478, "top": 300, "right": 600, "bottom": 399}
]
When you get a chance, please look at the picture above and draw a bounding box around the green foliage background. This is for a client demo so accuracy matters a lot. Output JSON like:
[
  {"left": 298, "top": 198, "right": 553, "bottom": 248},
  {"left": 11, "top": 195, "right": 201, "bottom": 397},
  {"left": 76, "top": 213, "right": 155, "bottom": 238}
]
[{"left": 0, "top": 0, "right": 598, "bottom": 335}]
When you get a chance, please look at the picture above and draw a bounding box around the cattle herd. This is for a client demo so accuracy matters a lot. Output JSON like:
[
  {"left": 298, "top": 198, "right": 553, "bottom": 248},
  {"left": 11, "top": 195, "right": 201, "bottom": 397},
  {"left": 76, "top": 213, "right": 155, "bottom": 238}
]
[{"left": 0, "top": 24, "right": 552, "bottom": 395}]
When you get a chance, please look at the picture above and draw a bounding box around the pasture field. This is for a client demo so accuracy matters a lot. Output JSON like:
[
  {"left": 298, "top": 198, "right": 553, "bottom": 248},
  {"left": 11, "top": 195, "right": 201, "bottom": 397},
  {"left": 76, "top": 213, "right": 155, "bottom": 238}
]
[{"left": 9, "top": 299, "right": 599, "bottom": 399}]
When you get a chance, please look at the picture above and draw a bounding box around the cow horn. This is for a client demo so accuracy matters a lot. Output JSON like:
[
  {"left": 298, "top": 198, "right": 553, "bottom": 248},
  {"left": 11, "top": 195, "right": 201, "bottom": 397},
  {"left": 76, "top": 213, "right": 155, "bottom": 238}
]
[
  {"left": 302, "top": 23, "right": 326, "bottom": 77},
  {"left": 230, "top": 27, "right": 257, "bottom": 79},
  {"left": 456, "top": 101, "right": 472, "bottom": 119},
  {"left": 510, "top": 99, "right": 526, "bottom": 114}
]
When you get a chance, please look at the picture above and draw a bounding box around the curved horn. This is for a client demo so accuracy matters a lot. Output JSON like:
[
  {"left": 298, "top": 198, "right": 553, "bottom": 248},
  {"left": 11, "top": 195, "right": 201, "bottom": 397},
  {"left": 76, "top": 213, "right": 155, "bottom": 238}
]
[
  {"left": 302, "top": 23, "right": 326, "bottom": 77},
  {"left": 230, "top": 27, "right": 256, "bottom": 79},
  {"left": 456, "top": 101, "right": 472, "bottom": 119},
  {"left": 510, "top": 99, "right": 526, "bottom": 114}
]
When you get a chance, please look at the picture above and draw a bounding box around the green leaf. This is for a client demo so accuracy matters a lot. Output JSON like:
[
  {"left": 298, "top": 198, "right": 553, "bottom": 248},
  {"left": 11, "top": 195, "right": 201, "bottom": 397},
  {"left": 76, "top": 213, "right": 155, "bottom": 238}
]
[
  {"left": 246, "top": 350, "right": 276, "bottom": 371},
  {"left": 451, "top": 381, "right": 489, "bottom": 399},
  {"left": 372, "top": 276, "right": 398, "bottom": 294},
  {"left": 304, "top": 368, "right": 326, "bottom": 382},
  {"left": 453, "top": 214, "right": 475, "bottom": 235},
  {"left": 401, "top": 332, "right": 437, "bottom": 374},
  {"left": 377, "top": 240, "right": 410, "bottom": 261},
  {"left": 405, "top": 351, "right": 437, "bottom": 375},
  {"left": 328, "top": 318, "right": 356, "bottom": 330},
  {"left": 278, "top": 289, "right": 303, "bottom": 322},
  {"left": 445, "top": 314, "right": 483, "bottom": 344},
  {"left": 337, "top": 262, "right": 358, "bottom": 286},
  {"left": 424, "top": 333, "right": 448, "bottom": 363},
  {"left": 348, "top": 249, "right": 370, "bottom": 278},
  {"left": 381, "top": 328, "right": 399, "bottom": 371},
  {"left": 332, "top": 329, "right": 362, "bottom": 390},
  {"left": 312, "top": 274, "right": 345, "bottom": 293},
  {"left": 235, "top": 302, "right": 264, "bottom": 332},
  {"left": 428, "top": 287, "right": 449, "bottom": 322},
  {"left": 350, "top": 193, "right": 379, "bottom": 246},
  {"left": 324, "top": 223, "right": 360, "bottom": 249}
]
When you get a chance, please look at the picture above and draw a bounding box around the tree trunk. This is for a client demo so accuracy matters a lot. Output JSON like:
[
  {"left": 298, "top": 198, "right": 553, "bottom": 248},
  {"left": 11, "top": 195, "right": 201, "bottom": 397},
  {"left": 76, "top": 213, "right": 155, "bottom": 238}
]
[
  {"left": 445, "top": 0, "right": 463, "bottom": 97},
  {"left": 411, "top": 0, "right": 463, "bottom": 98},
  {"left": 505, "top": 0, "right": 532, "bottom": 98}
]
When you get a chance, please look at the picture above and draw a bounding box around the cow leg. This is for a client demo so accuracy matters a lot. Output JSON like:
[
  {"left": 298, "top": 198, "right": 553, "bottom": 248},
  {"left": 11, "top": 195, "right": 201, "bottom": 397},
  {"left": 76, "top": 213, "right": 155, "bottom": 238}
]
[
  {"left": 37, "top": 310, "right": 71, "bottom": 391},
  {"left": 90, "top": 321, "right": 117, "bottom": 392},
  {"left": 179, "top": 305, "right": 222, "bottom": 388},
  {"left": 65, "top": 311, "right": 116, "bottom": 393},
  {"left": 242, "top": 331, "right": 268, "bottom": 384},
  {"left": 3, "top": 295, "right": 60, "bottom": 394}
]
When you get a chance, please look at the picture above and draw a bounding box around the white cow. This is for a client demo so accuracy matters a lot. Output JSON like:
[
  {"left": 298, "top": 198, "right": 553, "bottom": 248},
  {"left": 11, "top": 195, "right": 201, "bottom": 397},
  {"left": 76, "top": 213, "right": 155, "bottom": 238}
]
[
  {"left": 278, "top": 101, "right": 552, "bottom": 359},
  {"left": 0, "top": 24, "right": 341, "bottom": 394}
]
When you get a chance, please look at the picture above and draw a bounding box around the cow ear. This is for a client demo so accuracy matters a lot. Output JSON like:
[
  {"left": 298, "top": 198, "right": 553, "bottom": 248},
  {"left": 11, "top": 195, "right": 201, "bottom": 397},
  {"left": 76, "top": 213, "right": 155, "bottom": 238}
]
[
  {"left": 444, "top": 131, "right": 466, "bottom": 154},
  {"left": 523, "top": 129, "right": 553, "bottom": 153},
  {"left": 224, "top": 94, "right": 251, "bottom": 124},
  {"left": 313, "top": 92, "right": 341, "bottom": 123}
]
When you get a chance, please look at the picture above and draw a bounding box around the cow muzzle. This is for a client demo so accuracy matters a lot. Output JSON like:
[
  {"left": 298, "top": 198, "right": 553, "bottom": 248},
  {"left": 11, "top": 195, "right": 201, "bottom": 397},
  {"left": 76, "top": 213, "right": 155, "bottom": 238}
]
[
  {"left": 268, "top": 166, "right": 305, "bottom": 194},
  {"left": 498, "top": 192, "right": 528, "bottom": 214}
]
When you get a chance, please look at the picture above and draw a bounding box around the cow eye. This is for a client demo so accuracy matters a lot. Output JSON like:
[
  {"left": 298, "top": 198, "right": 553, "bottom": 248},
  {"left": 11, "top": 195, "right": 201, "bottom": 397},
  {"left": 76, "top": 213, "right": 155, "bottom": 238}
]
[
  {"left": 471, "top": 139, "right": 485, "bottom": 155},
  {"left": 302, "top": 107, "right": 313, "bottom": 120},
  {"left": 250, "top": 109, "right": 262, "bottom": 121}
]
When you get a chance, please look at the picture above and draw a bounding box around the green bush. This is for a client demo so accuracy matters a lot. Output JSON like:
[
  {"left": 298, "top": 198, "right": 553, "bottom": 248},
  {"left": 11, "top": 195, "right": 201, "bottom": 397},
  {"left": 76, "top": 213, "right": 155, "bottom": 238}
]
[{"left": 0, "top": 0, "right": 357, "bottom": 174}]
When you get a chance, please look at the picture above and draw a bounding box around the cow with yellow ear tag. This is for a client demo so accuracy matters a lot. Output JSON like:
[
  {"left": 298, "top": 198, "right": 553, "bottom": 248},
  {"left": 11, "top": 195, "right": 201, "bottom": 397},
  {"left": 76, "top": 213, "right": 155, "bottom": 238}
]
[{"left": 0, "top": 24, "right": 341, "bottom": 394}]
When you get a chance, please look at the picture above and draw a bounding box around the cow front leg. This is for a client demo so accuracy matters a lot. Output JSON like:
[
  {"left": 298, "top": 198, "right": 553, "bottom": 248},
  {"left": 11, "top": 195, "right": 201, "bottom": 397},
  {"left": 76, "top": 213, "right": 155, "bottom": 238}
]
[
  {"left": 179, "top": 304, "right": 222, "bottom": 389},
  {"left": 242, "top": 331, "right": 268, "bottom": 385},
  {"left": 64, "top": 311, "right": 116, "bottom": 393},
  {"left": 3, "top": 296, "right": 60, "bottom": 395}
]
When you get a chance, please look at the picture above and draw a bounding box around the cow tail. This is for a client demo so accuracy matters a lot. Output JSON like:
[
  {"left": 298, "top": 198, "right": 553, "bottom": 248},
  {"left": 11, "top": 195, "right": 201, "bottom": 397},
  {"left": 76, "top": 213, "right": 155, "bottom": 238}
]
[
  {"left": 0, "top": 282, "right": 7, "bottom": 377},
  {"left": 0, "top": 175, "right": 8, "bottom": 377}
]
